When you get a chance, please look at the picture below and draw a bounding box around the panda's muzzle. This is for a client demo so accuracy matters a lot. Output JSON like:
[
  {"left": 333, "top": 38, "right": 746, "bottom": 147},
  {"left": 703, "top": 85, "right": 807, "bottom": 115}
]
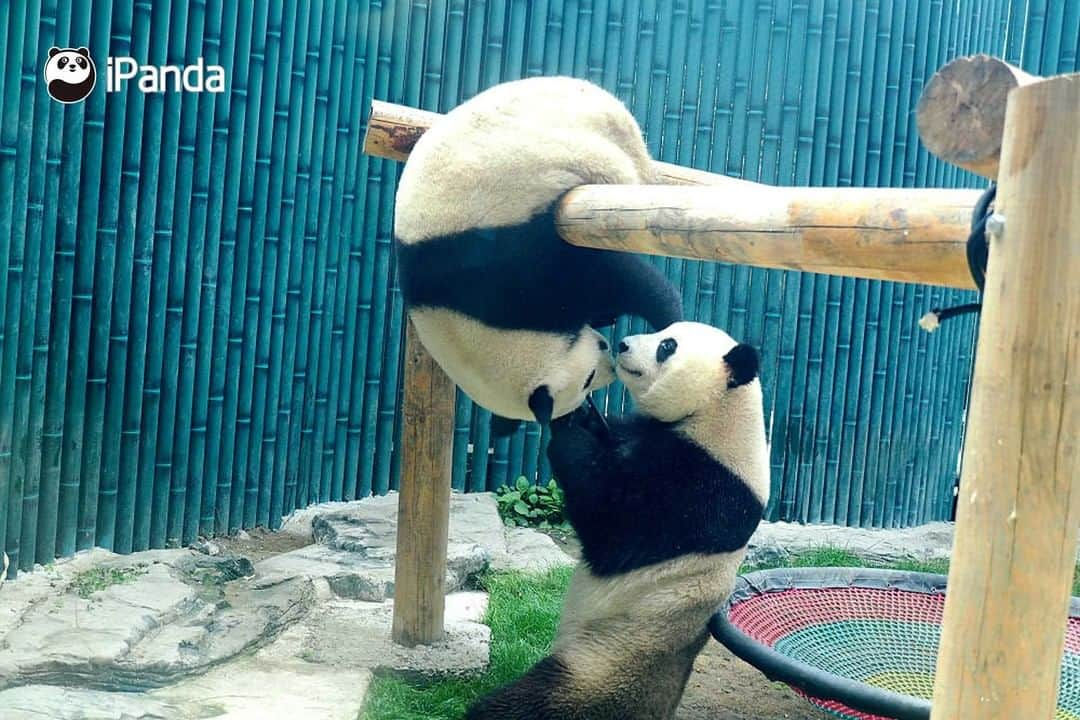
[{"left": 615, "top": 359, "right": 643, "bottom": 378}]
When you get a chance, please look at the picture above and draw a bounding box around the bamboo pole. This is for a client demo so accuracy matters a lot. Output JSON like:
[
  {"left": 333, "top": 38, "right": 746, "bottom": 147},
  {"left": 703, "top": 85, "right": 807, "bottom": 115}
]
[
  {"left": 930, "top": 73, "right": 1080, "bottom": 720},
  {"left": 558, "top": 185, "right": 981, "bottom": 289},
  {"left": 916, "top": 55, "right": 1041, "bottom": 181},
  {"left": 392, "top": 319, "right": 455, "bottom": 647}
]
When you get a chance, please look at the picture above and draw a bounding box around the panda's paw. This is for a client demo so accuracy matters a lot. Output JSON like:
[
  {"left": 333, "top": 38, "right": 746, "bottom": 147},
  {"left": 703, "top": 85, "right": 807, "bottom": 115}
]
[
  {"left": 578, "top": 400, "right": 610, "bottom": 439},
  {"left": 550, "top": 404, "right": 601, "bottom": 438},
  {"left": 547, "top": 416, "right": 603, "bottom": 472}
]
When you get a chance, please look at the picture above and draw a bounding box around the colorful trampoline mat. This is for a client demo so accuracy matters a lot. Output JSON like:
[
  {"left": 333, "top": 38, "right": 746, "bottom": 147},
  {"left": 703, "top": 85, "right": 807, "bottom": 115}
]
[{"left": 728, "top": 585, "right": 1080, "bottom": 720}]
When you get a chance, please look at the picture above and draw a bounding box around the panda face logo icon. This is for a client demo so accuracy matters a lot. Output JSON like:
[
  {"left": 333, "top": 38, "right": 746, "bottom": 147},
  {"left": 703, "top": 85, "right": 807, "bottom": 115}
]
[{"left": 44, "top": 47, "right": 96, "bottom": 104}]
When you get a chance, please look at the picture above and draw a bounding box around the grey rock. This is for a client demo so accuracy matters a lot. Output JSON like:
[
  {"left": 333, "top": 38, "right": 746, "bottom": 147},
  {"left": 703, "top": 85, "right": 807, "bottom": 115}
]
[
  {"left": 0, "top": 549, "right": 121, "bottom": 642},
  {"left": 120, "top": 578, "right": 313, "bottom": 684},
  {"left": 0, "top": 553, "right": 314, "bottom": 692},
  {"left": 264, "top": 492, "right": 501, "bottom": 601},
  {"left": 0, "top": 562, "right": 200, "bottom": 689},
  {"left": 494, "top": 527, "right": 575, "bottom": 572},
  {"left": 277, "top": 500, "right": 355, "bottom": 540},
  {"left": 447, "top": 493, "right": 509, "bottom": 561},
  {"left": 175, "top": 552, "right": 255, "bottom": 584},
  {"left": 747, "top": 520, "right": 956, "bottom": 566},
  {"left": 189, "top": 540, "right": 222, "bottom": 557},
  {"left": 0, "top": 685, "right": 191, "bottom": 720},
  {"left": 0, "top": 652, "right": 371, "bottom": 720},
  {"left": 255, "top": 544, "right": 397, "bottom": 601},
  {"left": 278, "top": 492, "right": 576, "bottom": 583},
  {"left": 298, "top": 592, "right": 490, "bottom": 680},
  {"left": 155, "top": 653, "right": 370, "bottom": 720}
]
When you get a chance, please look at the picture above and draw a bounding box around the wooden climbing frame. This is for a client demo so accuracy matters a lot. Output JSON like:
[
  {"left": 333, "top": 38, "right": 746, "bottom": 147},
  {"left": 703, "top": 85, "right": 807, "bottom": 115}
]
[{"left": 361, "top": 56, "right": 1079, "bottom": 720}]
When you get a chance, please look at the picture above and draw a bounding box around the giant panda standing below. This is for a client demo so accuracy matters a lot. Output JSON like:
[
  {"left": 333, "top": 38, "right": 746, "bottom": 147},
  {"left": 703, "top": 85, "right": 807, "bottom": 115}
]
[
  {"left": 394, "top": 77, "right": 683, "bottom": 434},
  {"left": 466, "top": 321, "right": 770, "bottom": 720}
]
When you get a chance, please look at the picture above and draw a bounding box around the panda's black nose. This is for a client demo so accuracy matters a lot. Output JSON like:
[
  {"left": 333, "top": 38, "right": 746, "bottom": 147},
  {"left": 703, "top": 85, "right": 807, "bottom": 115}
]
[{"left": 617, "top": 341, "right": 629, "bottom": 354}]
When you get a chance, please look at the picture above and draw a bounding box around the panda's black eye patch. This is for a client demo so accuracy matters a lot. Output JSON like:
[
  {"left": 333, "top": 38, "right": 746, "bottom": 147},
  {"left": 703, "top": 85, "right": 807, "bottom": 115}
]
[
  {"left": 58, "top": 56, "right": 69, "bottom": 69},
  {"left": 582, "top": 369, "right": 596, "bottom": 390},
  {"left": 597, "top": 338, "right": 608, "bottom": 352},
  {"left": 656, "top": 338, "right": 678, "bottom": 363},
  {"left": 76, "top": 57, "right": 87, "bottom": 68}
]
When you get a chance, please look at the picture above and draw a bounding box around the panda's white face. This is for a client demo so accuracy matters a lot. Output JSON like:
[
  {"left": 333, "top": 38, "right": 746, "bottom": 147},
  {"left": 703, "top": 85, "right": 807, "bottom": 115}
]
[
  {"left": 409, "top": 308, "right": 615, "bottom": 422},
  {"left": 550, "top": 326, "right": 617, "bottom": 419},
  {"left": 617, "top": 321, "right": 769, "bottom": 504},
  {"left": 615, "top": 321, "right": 756, "bottom": 423},
  {"left": 45, "top": 48, "right": 93, "bottom": 85}
]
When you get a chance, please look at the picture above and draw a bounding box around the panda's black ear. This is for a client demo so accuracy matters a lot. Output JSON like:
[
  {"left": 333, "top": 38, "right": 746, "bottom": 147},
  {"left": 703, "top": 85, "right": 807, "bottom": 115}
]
[
  {"left": 528, "top": 385, "right": 554, "bottom": 426},
  {"left": 76, "top": 47, "right": 90, "bottom": 57},
  {"left": 49, "top": 47, "right": 61, "bottom": 58},
  {"left": 723, "top": 344, "right": 759, "bottom": 388}
]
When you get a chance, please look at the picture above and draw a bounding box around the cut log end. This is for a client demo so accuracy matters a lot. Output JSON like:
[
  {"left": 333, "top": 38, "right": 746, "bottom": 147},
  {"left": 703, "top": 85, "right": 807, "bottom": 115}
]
[
  {"left": 916, "top": 55, "right": 1039, "bottom": 180},
  {"left": 363, "top": 99, "right": 441, "bottom": 162}
]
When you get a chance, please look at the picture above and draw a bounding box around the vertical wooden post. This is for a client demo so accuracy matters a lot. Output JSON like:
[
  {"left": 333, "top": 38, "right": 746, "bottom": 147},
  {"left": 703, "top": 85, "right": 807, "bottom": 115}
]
[
  {"left": 931, "top": 74, "right": 1080, "bottom": 719},
  {"left": 392, "top": 318, "right": 455, "bottom": 646}
]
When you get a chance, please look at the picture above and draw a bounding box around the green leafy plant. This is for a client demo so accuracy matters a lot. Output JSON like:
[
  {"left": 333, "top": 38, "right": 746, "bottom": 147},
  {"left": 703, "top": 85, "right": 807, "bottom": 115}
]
[
  {"left": 70, "top": 565, "right": 148, "bottom": 599},
  {"left": 495, "top": 477, "right": 569, "bottom": 530}
]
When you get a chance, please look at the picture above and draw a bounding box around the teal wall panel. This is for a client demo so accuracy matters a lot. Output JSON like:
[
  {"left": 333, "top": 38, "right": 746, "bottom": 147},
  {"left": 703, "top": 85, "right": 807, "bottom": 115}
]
[{"left": 0, "top": 0, "right": 1077, "bottom": 574}]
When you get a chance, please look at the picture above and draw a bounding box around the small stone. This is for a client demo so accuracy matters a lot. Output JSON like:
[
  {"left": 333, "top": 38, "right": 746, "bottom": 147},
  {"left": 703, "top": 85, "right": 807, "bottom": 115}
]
[{"left": 190, "top": 540, "right": 221, "bottom": 556}]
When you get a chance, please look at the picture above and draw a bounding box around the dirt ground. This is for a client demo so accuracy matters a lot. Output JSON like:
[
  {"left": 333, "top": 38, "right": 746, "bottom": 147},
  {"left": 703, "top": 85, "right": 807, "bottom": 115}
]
[
  {"left": 211, "top": 526, "right": 313, "bottom": 562},
  {"left": 677, "top": 642, "right": 830, "bottom": 719},
  {"left": 546, "top": 531, "right": 830, "bottom": 720}
]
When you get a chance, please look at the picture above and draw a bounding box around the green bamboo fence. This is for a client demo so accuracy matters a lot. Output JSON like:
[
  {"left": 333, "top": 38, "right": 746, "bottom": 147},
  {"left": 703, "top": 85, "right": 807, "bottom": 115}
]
[{"left": 0, "top": 0, "right": 1077, "bottom": 576}]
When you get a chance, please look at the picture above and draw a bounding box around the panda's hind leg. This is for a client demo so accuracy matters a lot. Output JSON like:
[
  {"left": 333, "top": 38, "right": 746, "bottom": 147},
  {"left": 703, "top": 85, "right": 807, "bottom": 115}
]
[
  {"left": 464, "top": 655, "right": 577, "bottom": 720},
  {"left": 577, "top": 251, "right": 683, "bottom": 331}
]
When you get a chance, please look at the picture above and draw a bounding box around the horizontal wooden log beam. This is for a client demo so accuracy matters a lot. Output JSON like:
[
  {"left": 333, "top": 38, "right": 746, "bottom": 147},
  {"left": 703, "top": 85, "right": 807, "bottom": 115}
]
[
  {"left": 364, "top": 99, "right": 757, "bottom": 190},
  {"left": 917, "top": 55, "right": 1041, "bottom": 180},
  {"left": 365, "top": 98, "right": 981, "bottom": 288},
  {"left": 557, "top": 185, "right": 981, "bottom": 289}
]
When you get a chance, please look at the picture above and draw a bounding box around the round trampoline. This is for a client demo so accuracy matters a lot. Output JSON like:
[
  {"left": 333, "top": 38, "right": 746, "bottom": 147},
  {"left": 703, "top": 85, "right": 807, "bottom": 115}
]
[{"left": 709, "top": 567, "right": 1080, "bottom": 720}]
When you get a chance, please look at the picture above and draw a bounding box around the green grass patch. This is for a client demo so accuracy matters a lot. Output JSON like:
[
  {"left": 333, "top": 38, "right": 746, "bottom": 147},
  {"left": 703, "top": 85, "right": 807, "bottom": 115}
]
[
  {"left": 742, "top": 547, "right": 951, "bottom": 576},
  {"left": 361, "top": 566, "right": 574, "bottom": 720},
  {"left": 70, "top": 565, "right": 148, "bottom": 599},
  {"left": 745, "top": 547, "right": 1080, "bottom": 593}
]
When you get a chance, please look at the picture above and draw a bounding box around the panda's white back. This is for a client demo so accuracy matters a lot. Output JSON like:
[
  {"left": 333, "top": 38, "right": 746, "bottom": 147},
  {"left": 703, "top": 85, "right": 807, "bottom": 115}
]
[{"left": 394, "top": 76, "right": 654, "bottom": 244}]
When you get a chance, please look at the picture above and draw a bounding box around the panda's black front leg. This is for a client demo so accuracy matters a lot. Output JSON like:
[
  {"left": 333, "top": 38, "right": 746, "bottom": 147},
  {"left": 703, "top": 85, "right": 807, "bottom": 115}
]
[{"left": 547, "top": 405, "right": 609, "bottom": 503}]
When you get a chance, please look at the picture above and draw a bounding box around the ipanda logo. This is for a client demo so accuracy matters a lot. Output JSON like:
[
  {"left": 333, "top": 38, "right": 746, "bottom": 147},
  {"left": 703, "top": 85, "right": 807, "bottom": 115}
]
[
  {"left": 44, "top": 47, "right": 225, "bottom": 103},
  {"left": 44, "top": 47, "right": 96, "bottom": 103}
]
